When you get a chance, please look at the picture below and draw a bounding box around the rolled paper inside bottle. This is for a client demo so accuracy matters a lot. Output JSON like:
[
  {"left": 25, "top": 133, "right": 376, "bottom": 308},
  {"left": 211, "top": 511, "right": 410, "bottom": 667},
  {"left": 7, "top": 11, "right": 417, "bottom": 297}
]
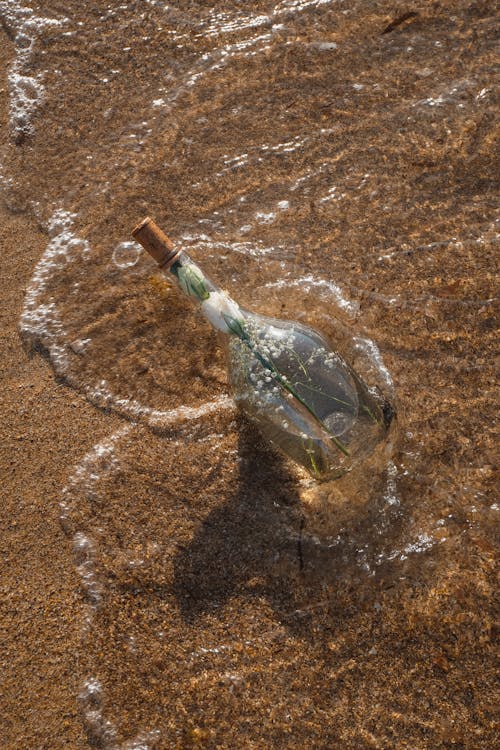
[{"left": 132, "top": 217, "right": 181, "bottom": 269}]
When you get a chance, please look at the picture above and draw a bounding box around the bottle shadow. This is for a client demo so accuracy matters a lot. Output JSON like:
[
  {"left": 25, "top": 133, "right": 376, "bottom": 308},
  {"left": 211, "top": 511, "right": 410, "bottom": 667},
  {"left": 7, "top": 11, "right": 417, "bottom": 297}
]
[
  {"left": 171, "top": 416, "right": 443, "bottom": 645},
  {"left": 172, "top": 417, "right": 304, "bottom": 618}
]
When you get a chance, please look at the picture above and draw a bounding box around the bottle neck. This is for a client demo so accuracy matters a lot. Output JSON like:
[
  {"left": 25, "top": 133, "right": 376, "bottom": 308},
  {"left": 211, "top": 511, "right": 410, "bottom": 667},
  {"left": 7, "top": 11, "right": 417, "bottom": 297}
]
[
  {"left": 166, "top": 249, "right": 244, "bottom": 335},
  {"left": 131, "top": 217, "right": 243, "bottom": 335}
]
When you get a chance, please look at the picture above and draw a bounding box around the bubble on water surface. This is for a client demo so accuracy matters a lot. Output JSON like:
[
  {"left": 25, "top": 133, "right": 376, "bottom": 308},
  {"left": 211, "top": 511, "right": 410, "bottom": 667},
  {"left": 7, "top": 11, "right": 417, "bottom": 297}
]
[{"left": 112, "top": 241, "right": 143, "bottom": 269}]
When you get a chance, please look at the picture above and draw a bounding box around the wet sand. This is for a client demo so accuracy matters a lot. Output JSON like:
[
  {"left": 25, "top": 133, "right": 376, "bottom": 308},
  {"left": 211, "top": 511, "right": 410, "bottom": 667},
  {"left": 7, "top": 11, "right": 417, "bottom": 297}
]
[{"left": 1, "top": 2, "right": 498, "bottom": 749}]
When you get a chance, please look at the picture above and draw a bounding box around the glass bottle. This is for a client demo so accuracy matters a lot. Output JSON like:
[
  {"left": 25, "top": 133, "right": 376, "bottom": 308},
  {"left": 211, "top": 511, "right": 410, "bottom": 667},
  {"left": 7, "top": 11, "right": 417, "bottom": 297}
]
[{"left": 132, "top": 218, "right": 391, "bottom": 480}]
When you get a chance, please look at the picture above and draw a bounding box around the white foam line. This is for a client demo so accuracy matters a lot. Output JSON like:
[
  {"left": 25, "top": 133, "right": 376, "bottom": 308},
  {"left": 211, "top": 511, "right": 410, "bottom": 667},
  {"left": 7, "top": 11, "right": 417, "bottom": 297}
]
[
  {"left": 264, "top": 274, "right": 358, "bottom": 315},
  {"left": 62, "top": 425, "right": 130, "bottom": 496},
  {"left": 20, "top": 209, "right": 90, "bottom": 371},
  {"left": 146, "top": 3, "right": 339, "bottom": 198},
  {"left": 376, "top": 232, "right": 499, "bottom": 261},
  {"left": 79, "top": 677, "right": 118, "bottom": 748},
  {"left": 199, "top": 11, "right": 272, "bottom": 38},
  {"left": 61, "top": 426, "right": 130, "bottom": 519},
  {"left": 0, "top": 1, "right": 66, "bottom": 139},
  {"left": 278, "top": 0, "right": 334, "bottom": 12},
  {"left": 261, "top": 135, "right": 308, "bottom": 154},
  {"left": 413, "top": 78, "right": 496, "bottom": 109},
  {"left": 149, "top": 0, "right": 336, "bottom": 40},
  {"left": 64, "top": 393, "right": 235, "bottom": 746},
  {"left": 383, "top": 461, "right": 400, "bottom": 506},
  {"left": 213, "top": 135, "right": 311, "bottom": 180},
  {"left": 415, "top": 78, "right": 477, "bottom": 109},
  {"left": 87, "top": 379, "right": 233, "bottom": 427},
  {"left": 289, "top": 161, "right": 331, "bottom": 192},
  {"left": 383, "top": 533, "right": 436, "bottom": 563},
  {"left": 176, "top": 32, "right": 273, "bottom": 95},
  {"left": 153, "top": 396, "right": 234, "bottom": 425},
  {"left": 353, "top": 337, "right": 394, "bottom": 389},
  {"left": 60, "top": 426, "right": 131, "bottom": 606},
  {"left": 179, "top": 235, "right": 280, "bottom": 257},
  {"left": 318, "top": 186, "right": 347, "bottom": 204},
  {"left": 79, "top": 674, "right": 160, "bottom": 749}
]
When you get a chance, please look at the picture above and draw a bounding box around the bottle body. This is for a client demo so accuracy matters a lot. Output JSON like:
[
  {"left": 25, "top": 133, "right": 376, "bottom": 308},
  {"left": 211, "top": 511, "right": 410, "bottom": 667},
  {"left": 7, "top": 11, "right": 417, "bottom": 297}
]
[{"left": 226, "top": 310, "right": 387, "bottom": 479}]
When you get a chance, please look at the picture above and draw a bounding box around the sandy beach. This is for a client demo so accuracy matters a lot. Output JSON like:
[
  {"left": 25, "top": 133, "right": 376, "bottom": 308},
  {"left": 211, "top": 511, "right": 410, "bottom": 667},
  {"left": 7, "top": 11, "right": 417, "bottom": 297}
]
[{"left": 1, "top": 2, "right": 497, "bottom": 748}]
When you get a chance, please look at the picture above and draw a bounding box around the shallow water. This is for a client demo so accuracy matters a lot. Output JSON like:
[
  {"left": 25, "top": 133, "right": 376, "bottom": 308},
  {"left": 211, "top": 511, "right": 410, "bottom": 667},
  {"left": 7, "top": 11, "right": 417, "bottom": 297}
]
[{"left": 2, "top": 0, "right": 498, "bottom": 747}]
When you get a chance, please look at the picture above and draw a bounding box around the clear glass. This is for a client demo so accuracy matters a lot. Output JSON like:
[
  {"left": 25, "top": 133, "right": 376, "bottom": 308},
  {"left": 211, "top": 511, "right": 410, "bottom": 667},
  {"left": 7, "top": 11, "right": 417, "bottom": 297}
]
[{"left": 166, "top": 250, "right": 390, "bottom": 480}]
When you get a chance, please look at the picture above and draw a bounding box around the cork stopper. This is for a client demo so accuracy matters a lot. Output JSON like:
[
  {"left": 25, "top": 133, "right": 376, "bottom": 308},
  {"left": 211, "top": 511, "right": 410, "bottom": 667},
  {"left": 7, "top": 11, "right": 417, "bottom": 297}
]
[{"left": 131, "top": 217, "right": 181, "bottom": 269}]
